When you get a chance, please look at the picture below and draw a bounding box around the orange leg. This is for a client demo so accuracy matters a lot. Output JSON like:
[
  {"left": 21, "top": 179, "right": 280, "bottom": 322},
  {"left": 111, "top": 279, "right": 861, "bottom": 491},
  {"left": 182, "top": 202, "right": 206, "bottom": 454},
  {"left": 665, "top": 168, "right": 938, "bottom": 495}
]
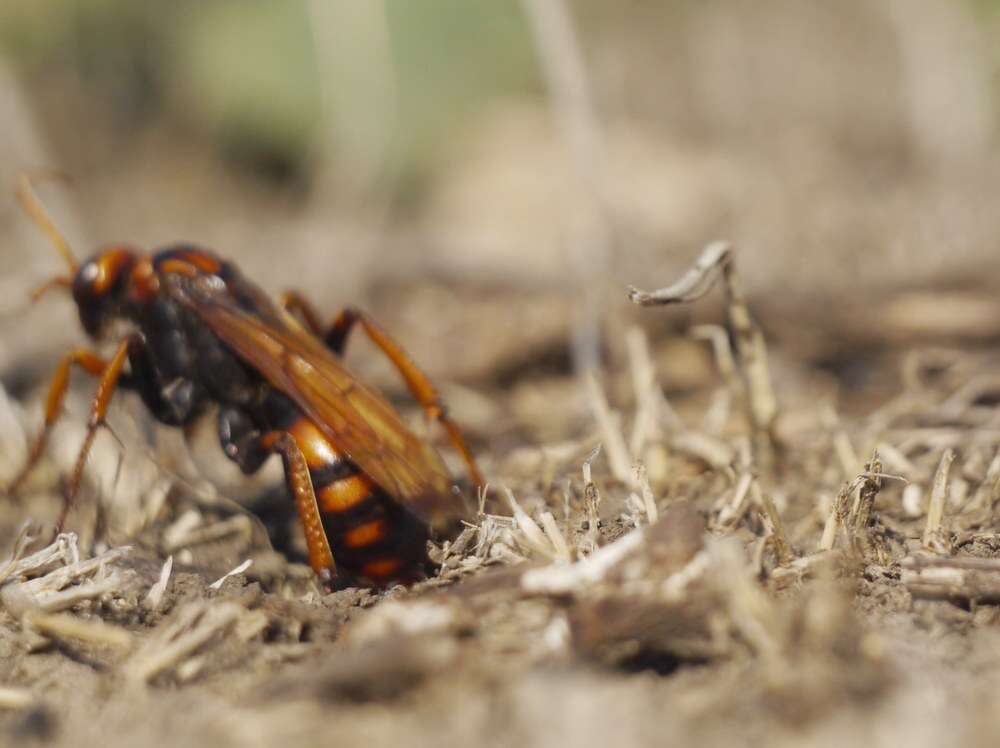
[
  {"left": 279, "top": 291, "right": 325, "bottom": 338},
  {"left": 279, "top": 292, "right": 484, "bottom": 488},
  {"left": 5, "top": 347, "right": 109, "bottom": 497},
  {"left": 260, "top": 430, "right": 336, "bottom": 582},
  {"left": 58, "top": 335, "right": 140, "bottom": 531}
]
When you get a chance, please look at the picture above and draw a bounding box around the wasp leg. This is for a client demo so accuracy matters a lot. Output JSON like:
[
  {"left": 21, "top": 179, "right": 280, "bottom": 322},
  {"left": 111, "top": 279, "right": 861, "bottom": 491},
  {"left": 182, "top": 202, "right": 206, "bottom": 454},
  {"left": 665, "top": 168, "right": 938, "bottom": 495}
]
[
  {"left": 6, "top": 347, "right": 110, "bottom": 497},
  {"left": 217, "top": 410, "right": 336, "bottom": 584},
  {"left": 258, "top": 430, "right": 337, "bottom": 584},
  {"left": 326, "top": 307, "right": 485, "bottom": 488},
  {"left": 217, "top": 407, "right": 272, "bottom": 474},
  {"left": 278, "top": 291, "right": 325, "bottom": 338},
  {"left": 278, "top": 292, "right": 484, "bottom": 488},
  {"left": 58, "top": 334, "right": 144, "bottom": 532}
]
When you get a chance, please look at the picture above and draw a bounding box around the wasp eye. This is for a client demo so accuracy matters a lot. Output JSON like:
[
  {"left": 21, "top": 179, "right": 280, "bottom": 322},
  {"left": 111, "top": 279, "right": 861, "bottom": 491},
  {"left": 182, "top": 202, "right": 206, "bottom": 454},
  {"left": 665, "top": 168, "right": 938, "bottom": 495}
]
[{"left": 78, "top": 261, "right": 100, "bottom": 286}]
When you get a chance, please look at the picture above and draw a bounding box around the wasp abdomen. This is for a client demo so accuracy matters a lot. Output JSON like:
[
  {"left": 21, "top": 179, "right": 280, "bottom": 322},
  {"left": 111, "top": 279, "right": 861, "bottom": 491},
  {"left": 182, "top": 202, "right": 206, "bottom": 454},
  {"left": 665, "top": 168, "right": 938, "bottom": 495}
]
[{"left": 285, "top": 415, "right": 430, "bottom": 584}]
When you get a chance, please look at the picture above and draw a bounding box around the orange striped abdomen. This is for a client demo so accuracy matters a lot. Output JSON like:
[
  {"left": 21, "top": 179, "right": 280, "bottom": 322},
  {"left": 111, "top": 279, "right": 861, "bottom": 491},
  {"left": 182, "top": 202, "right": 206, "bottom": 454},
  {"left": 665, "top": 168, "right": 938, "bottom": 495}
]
[{"left": 287, "top": 418, "right": 431, "bottom": 585}]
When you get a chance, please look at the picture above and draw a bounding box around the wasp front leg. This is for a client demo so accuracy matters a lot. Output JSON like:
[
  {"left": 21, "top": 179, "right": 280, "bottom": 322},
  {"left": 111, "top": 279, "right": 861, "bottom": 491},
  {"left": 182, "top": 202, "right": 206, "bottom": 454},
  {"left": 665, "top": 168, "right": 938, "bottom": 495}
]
[
  {"left": 5, "top": 347, "right": 108, "bottom": 497},
  {"left": 59, "top": 334, "right": 147, "bottom": 531},
  {"left": 279, "top": 292, "right": 484, "bottom": 488}
]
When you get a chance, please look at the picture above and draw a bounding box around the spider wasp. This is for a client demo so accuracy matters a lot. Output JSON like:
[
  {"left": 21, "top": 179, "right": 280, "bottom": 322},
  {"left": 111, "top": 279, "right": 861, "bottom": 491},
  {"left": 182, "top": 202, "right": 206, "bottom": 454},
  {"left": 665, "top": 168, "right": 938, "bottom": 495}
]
[{"left": 6, "top": 177, "right": 484, "bottom": 589}]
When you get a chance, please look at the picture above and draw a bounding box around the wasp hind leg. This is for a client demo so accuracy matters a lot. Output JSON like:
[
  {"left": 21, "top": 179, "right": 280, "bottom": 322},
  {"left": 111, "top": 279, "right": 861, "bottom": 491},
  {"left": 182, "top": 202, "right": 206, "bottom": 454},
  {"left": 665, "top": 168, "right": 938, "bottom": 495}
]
[
  {"left": 278, "top": 292, "right": 484, "bottom": 488},
  {"left": 218, "top": 409, "right": 336, "bottom": 586}
]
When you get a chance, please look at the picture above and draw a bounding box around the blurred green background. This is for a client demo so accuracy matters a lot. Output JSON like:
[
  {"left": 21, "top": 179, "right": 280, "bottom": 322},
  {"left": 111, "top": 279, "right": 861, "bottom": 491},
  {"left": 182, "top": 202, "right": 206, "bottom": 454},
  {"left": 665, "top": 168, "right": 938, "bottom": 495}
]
[
  {"left": 3, "top": 0, "right": 997, "bottom": 197},
  {"left": 0, "top": 0, "right": 541, "bottom": 193}
]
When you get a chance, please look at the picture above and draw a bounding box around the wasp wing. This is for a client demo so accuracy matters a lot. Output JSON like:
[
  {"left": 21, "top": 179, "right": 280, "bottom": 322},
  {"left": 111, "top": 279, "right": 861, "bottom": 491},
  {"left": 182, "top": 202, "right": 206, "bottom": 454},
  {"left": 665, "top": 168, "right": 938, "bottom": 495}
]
[{"left": 167, "top": 274, "right": 462, "bottom": 528}]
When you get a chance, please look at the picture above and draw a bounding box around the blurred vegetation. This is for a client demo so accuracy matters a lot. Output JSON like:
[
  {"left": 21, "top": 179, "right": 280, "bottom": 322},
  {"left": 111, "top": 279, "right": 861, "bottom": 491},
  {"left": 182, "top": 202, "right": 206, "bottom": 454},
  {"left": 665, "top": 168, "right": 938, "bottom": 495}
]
[{"left": 0, "top": 0, "right": 539, "bottom": 187}]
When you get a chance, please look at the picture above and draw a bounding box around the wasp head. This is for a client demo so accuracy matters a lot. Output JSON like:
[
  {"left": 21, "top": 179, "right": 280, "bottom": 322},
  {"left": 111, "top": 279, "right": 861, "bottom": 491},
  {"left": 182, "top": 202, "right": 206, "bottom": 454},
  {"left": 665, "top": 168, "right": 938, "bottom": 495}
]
[{"left": 72, "top": 246, "right": 139, "bottom": 337}]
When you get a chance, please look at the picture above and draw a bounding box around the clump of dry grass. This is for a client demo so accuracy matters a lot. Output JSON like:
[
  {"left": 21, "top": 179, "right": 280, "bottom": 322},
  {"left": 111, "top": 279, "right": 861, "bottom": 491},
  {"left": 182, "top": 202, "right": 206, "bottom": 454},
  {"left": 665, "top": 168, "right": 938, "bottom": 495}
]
[{"left": 629, "top": 241, "right": 778, "bottom": 469}]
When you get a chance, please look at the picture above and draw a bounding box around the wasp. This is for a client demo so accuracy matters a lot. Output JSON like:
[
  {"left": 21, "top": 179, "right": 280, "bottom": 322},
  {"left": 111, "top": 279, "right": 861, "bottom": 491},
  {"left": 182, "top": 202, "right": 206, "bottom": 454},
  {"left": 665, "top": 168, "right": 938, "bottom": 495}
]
[{"left": 7, "top": 177, "right": 484, "bottom": 588}]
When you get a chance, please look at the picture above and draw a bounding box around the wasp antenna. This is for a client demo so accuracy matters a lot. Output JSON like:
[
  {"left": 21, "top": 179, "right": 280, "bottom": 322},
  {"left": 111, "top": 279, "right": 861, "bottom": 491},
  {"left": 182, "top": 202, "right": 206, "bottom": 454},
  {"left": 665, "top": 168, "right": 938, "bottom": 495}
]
[
  {"left": 30, "top": 276, "right": 73, "bottom": 303},
  {"left": 15, "top": 172, "right": 78, "bottom": 274}
]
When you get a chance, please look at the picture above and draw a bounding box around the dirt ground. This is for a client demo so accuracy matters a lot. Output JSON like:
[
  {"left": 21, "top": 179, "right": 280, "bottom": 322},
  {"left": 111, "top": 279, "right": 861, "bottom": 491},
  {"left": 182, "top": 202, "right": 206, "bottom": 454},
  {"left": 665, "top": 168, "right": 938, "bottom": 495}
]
[
  {"left": 0, "top": 258, "right": 1000, "bottom": 748},
  {"left": 3, "top": 2, "right": 1000, "bottom": 746}
]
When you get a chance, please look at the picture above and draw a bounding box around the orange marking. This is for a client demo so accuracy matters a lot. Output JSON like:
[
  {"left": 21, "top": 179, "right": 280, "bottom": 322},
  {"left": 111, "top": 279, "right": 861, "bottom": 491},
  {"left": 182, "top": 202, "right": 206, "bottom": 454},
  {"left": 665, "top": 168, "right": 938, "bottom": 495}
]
[
  {"left": 157, "top": 258, "right": 199, "bottom": 278},
  {"left": 362, "top": 558, "right": 401, "bottom": 579},
  {"left": 317, "top": 474, "right": 372, "bottom": 513},
  {"left": 173, "top": 249, "right": 222, "bottom": 274},
  {"left": 128, "top": 258, "right": 160, "bottom": 301},
  {"left": 288, "top": 419, "right": 340, "bottom": 470},
  {"left": 341, "top": 519, "right": 386, "bottom": 549},
  {"left": 92, "top": 248, "right": 136, "bottom": 293}
]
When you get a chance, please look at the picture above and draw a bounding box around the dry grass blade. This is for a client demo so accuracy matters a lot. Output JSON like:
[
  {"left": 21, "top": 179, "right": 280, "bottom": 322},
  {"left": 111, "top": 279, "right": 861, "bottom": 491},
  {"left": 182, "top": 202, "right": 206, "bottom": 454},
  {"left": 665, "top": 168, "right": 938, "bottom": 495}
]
[
  {"left": 966, "top": 445, "right": 1000, "bottom": 511},
  {"left": 627, "top": 241, "right": 732, "bottom": 306},
  {"left": 717, "top": 472, "right": 754, "bottom": 528},
  {"left": 209, "top": 559, "right": 253, "bottom": 590},
  {"left": 626, "top": 326, "right": 683, "bottom": 456},
  {"left": 710, "top": 538, "right": 780, "bottom": 660},
  {"left": 125, "top": 601, "right": 245, "bottom": 685},
  {"left": 904, "top": 556, "right": 1000, "bottom": 571},
  {"left": 669, "top": 431, "right": 735, "bottom": 472},
  {"left": 144, "top": 555, "right": 173, "bottom": 612},
  {"left": 819, "top": 477, "right": 860, "bottom": 552},
  {"left": 538, "top": 512, "right": 571, "bottom": 563},
  {"left": 522, "top": 528, "right": 644, "bottom": 594},
  {"left": 0, "top": 687, "right": 35, "bottom": 711},
  {"left": 692, "top": 325, "right": 736, "bottom": 436},
  {"left": 923, "top": 449, "right": 956, "bottom": 548},
  {"left": 848, "top": 453, "right": 882, "bottom": 529},
  {"left": 503, "top": 488, "right": 560, "bottom": 561},
  {"left": 25, "top": 611, "right": 133, "bottom": 650},
  {"left": 750, "top": 480, "right": 792, "bottom": 565},
  {"left": 0, "top": 541, "right": 133, "bottom": 616},
  {"left": 627, "top": 327, "right": 659, "bottom": 454},
  {"left": 164, "top": 512, "right": 253, "bottom": 553},
  {"left": 7, "top": 572, "right": 128, "bottom": 615},
  {"left": 633, "top": 463, "right": 658, "bottom": 524},
  {"left": 874, "top": 441, "right": 919, "bottom": 481},
  {"left": 902, "top": 555, "right": 1000, "bottom": 603},
  {"left": 0, "top": 532, "right": 79, "bottom": 583},
  {"left": 628, "top": 242, "right": 778, "bottom": 468},
  {"left": 584, "top": 374, "right": 632, "bottom": 484},
  {"left": 0, "top": 521, "right": 38, "bottom": 586},
  {"left": 770, "top": 550, "right": 842, "bottom": 590},
  {"left": 579, "top": 447, "right": 602, "bottom": 556},
  {"left": 520, "top": 0, "right": 610, "bottom": 373},
  {"left": 822, "top": 404, "right": 861, "bottom": 477}
]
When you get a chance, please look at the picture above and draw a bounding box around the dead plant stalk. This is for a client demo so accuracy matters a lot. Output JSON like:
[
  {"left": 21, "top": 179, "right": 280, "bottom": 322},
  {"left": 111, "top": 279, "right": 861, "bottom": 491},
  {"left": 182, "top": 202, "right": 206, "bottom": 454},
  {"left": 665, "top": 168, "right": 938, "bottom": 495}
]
[{"left": 628, "top": 242, "right": 779, "bottom": 470}]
